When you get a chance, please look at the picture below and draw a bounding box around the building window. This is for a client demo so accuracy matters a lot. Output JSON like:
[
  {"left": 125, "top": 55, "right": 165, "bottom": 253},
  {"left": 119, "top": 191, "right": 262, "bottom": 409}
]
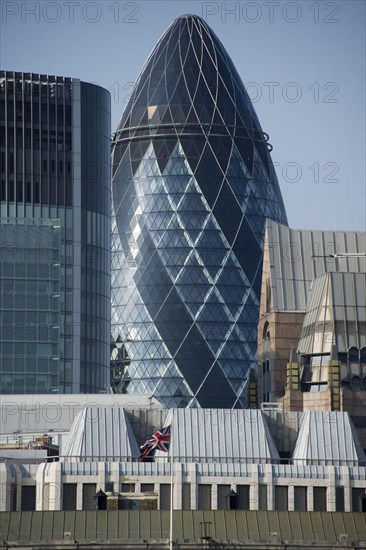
[
  {"left": 182, "top": 483, "right": 191, "bottom": 510},
  {"left": 258, "top": 485, "right": 267, "bottom": 511},
  {"left": 348, "top": 347, "right": 359, "bottom": 363},
  {"left": 352, "top": 488, "right": 366, "bottom": 512},
  {"left": 265, "top": 278, "right": 271, "bottom": 312},
  {"left": 105, "top": 482, "right": 114, "bottom": 492},
  {"left": 21, "top": 486, "right": 36, "bottom": 511},
  {"left": 121, "top": 483, "right": 135, "bottom": 493},
  {"left": 62, "top": 483, "right": 77, "bottom": 510},
  {"left": 10, "top": 484, "right": 17, "bottom": 511},
  {"left": 34, "top": 181, "right": 40, "bottom": 203},
  {"left": 141, "top": 483, "right": 154, "bottom": 493},
  {"left": 274, "top": 486, "right": 288, "bottom": 511},
  {"left": 17, "top": 182, "right": 23, "bottom": 201},
  {"left": 159, "top": 483, "right": 171, "bottom": 510},
  {"left": 313, "top": 487, "right": 327, "bottom": 511},
  {"left": 217, "top": 485, "right": 231, "bottom": 510},
  {"left": 237, "top": 485, "right": 250, "bottom": 510},
  {"left": 294, "top": 486, "right": 307, "bottom": 511},
  {"left": 26, "top": 181, "right": 31, "bottom": 202},
  {"left": 336, "top": 487, "right": 344, "bottom": 512},
  {"left": 351, "top": 375, "right": 362, "bottom": 391},
  {"left": 262, "top": 321, "right": 270, "bottom": 343},
  {"left": 198, "top": 484, "right": 212, "bottom": 510},
  {"left": 82, "top": 483, "right": 97, "bottom": 511},
  {"left": 9, "top": 181, "right": 14, "bottom": 201}
]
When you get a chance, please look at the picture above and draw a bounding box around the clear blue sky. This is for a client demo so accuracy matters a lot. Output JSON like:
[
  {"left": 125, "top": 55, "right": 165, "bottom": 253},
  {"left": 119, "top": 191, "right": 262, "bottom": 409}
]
[{"left": 1, "top": 0, "right": 365, "bottom": 232}]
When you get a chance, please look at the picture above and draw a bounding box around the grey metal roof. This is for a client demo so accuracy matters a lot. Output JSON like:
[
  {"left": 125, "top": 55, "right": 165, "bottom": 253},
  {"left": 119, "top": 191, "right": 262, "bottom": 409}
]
[
  {"left": 292, "top": 411, "right": 366, "bottom": 465},
  {"left": 156, "top": 408, "right": 280, "bottom": 462},
  {"left": 298, "top": 272, "right": 366, "bottom": 354},
  {"left": 266, "top": 221, "right": 366, "bottom": 311},
  {"left": 2, "top": 510, "right": 366, "bottom": 544},
  {"left": 62, "top": 406, "right": 140, "bottom": 461}
]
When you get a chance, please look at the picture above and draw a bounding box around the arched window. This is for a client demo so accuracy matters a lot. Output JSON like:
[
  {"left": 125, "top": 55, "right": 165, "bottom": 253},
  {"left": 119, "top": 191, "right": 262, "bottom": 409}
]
[
  {"left": 350, "top": 375, "right": 362, "bottom": 391},
  {"left": 265, "top": 278, "right": 272, "bottom": 313},
  {"left": 348, "top": 347, "right": 359, "bottom": 363},
  {"left": 262, "top": 321, "right": 270, "bottom": 343},
  {"left": 360, "top": 347, "right": 366, "bottom": 364}
]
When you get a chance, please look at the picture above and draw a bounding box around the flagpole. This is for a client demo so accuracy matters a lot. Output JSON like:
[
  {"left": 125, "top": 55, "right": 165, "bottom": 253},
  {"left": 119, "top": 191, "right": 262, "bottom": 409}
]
[{"left": 169, "top": 409, "right": 174, "bottom": 550}]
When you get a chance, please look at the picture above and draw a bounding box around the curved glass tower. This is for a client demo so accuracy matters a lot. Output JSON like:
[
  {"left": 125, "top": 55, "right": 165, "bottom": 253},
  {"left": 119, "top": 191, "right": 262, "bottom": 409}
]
[{"left": 111, "top": 15, "right": 288, "bottom": 407}]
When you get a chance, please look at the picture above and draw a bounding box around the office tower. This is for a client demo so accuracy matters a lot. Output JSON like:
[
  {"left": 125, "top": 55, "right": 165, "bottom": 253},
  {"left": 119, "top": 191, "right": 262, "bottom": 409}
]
[
  {"left": 0, "top": 71, "right": 111, "bottom": 393},
  {"left": 111, "top": 15, "right": 287, "bottom": 407}
]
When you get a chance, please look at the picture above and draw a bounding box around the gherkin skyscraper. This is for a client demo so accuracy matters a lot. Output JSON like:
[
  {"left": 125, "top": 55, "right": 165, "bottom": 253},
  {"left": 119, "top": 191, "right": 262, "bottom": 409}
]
[{"left": 111, "top": 14, "right": 288, "bottom": 407}]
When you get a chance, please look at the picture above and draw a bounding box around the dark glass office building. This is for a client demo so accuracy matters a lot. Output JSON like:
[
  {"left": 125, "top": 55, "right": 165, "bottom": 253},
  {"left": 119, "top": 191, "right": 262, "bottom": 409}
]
[
  {"left": 0, "top": 71, "right": 111, "bottom": 393},
  {"left": 111, "top": 15, "right": 288, "bottom": 407}
]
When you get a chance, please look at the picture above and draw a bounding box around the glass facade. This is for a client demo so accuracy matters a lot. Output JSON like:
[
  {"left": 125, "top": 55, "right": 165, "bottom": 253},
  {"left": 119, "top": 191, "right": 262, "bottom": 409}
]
[
  {"left": 0, "top": 219, "right": 61, "bottom": 393},
  {"left": 111, "top": 15, "right": 288, "bottom": 407},
  {"left": 0, "top": 71, "right": 111, "bottom": 393}
]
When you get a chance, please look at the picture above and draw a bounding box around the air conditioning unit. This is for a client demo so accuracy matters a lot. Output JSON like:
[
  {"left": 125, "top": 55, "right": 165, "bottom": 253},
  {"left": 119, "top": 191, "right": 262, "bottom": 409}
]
[
  {"left": 64, "top": 532, "right": 72, "bottom": 540},
  {"left": 339, "top": 534, "right": 348, "bottom": 542},
  {"left": 271, "top": 532, "right": 279, "bottom": 541}
]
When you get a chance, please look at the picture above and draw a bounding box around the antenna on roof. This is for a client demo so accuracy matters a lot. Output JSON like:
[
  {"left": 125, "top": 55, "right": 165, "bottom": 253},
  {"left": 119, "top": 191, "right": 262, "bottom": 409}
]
[{"left": 311, "top": 252, "right": 366, "bottom": 259}]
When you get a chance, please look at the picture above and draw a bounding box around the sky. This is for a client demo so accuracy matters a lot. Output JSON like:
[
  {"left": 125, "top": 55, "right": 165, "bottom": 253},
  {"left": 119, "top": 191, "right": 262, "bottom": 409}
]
[{"left": 1, "top": 0, "right": 365, "bottom": 232}]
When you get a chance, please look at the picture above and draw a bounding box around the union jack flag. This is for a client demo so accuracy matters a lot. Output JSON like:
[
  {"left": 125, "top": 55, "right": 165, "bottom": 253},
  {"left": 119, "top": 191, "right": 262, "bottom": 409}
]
[{"left": 139, "top": 425, "right": 171, "bottom": 459}]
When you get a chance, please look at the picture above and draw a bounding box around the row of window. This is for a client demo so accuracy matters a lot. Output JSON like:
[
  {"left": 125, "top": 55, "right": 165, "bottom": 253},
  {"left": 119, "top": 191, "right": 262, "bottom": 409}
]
[
  {"left": 0, "top": 78, "right": 72, "bottom": 99},
  {"left": 1, "top": 178, "right": 72, "bottom": 204},
  {"left": 14, "top": 484, "right": 365, "bottom": 513},
  {"left": 0, "top": 130, "right": 72, "bottom": 151}
]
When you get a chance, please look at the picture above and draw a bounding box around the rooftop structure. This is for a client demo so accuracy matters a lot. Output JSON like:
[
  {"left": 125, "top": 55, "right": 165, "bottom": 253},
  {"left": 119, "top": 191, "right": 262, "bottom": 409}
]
[{"left": 258, "top": 221, "right": 366, "bottom": 448}]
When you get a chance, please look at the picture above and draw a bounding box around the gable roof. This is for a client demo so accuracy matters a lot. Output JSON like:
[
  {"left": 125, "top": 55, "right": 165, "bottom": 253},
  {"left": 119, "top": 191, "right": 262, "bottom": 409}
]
[
  {"left": 62, "top": 406, "right": 140, "bottom": 461},
  {"left": 156, "top": 408, "right": 280, "bottom": 462},
  {"left": 292, "top": 411, "right": 366, "bottom": 465}
]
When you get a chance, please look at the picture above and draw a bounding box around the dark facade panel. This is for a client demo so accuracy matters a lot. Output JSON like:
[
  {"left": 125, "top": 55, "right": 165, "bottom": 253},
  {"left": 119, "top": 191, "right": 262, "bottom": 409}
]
[{"left": 0, "top": 71, "right": 111, "bottom": 393}]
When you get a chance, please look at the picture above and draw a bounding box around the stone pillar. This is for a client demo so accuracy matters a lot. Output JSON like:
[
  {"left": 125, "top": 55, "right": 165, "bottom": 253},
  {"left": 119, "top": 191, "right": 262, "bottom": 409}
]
[
  {"left": 35, "top": 463, "right": 46, "bottom": 511},
  {"left": 250, "top": 464, "right": 259, "bottom": 510},
  {"left": 76, "top": 483, "right": 83, "bottom": 510},
  {"left": 264, "top": 465, "right": 274, "bottom": 510},
  {"left": 288, "top": 485, "right": 295, "bottom": 511},
  {"left": 0, "top": 464, "right": 14, "bottom": 511},
  {"left": 327, "top": 467, "right": 336, "bottom": 512},
  {"left": 211, "top": 483, "right": 218, "bottom": 510},
  {"left": 35, "top": 462, "right": 61, "bottom": 511},
  {"left": 98, "top": 462, "right": 106, "bottom": 491},
  {"left": 341, "top": 467, "right": 351, "bottom": 512},
  {"left": 111, "top": 462, "right": 119, "bottom": 492},
  {"left": 307, "top": 485, "right": 314, "bottom": 511},
  {"left": 48, "top": 463, "right": 62, "bottom": 511},
  {"left": 173, "top": 462, "right": 183, "bottom": 510},
  {"left": 187, "top": 463, "right": 197, "bottom": 510}
]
